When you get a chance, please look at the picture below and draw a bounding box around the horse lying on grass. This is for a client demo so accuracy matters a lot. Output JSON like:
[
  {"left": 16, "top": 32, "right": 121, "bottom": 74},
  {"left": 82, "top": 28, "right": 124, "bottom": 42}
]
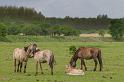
[
  {"left": 65, "top": 65, "right": 84, "bottom": 75},
  {"left": 33, "top": 48, "right": 56, "bottom": 75}
]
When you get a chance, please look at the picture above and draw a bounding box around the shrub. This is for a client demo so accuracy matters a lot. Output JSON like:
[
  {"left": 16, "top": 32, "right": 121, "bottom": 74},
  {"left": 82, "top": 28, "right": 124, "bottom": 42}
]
[
  {"left": 109, "top": 19, "right": 124, "bottom": 40},
  {"left": 69, "top": 45, "right": 76, "bottom": 54}
]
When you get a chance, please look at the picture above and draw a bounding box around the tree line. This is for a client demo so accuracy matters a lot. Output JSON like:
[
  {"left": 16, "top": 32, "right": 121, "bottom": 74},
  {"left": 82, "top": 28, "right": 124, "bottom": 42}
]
[
  {"left": 0, "top": 6, "right": 124, "bottom": 40},
  {"left": 0, "top": 23, "right": 80, "bottom": 36},
  {"left": 45, "top": 15, "right": 110, "bottom": 30},
  {"left": 0, "top": 6, "right": 45, "bottom": 21},
  {"left": 0, "top": 6, "right": 111, "bottom": 30}
]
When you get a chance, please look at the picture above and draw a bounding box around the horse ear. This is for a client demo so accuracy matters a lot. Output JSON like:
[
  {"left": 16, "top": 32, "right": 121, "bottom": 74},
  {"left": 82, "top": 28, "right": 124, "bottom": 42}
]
[
  {"left": 24, "top": 46, "right": 28, "bottom": 52},
  {"left": 33, "top": 43, "right": 37, "bottom": 47}
]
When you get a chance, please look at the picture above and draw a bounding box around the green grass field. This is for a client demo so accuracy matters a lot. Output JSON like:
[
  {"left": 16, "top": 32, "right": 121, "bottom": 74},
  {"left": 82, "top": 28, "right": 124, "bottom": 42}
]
[
  {"left": 3, "top": 35, "right": 124, "bottom": 42},
  {"left": 0, "top": 42, "right": 124, "bottom": 82}
]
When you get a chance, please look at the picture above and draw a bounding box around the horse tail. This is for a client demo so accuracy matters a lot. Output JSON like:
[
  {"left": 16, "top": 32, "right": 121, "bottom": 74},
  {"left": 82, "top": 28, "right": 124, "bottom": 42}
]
[
  {"left": 52, "top": 55, "right": 56, "bottom": 65},
  {"left": 97, "top": 50, "right": 103, "bottom": 71},
  {"left": 53, "top": 59, "right": 56, "bottom": 65},
  {"left": 49, "top": 54, "right": 56, "bottom": 65},
  {"left": 49, "top": 54, "right": 55, "bottom": 75}
]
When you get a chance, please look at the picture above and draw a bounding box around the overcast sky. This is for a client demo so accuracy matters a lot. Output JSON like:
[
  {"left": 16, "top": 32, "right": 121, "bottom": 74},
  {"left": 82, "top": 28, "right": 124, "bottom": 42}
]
[{"left": 0, "top": 0, "right": 124, "bottom": 18}]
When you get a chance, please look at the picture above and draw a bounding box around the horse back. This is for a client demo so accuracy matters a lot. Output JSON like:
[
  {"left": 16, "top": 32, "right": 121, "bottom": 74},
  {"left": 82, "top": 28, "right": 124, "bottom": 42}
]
[
  {"left": 13, "top": 48, "right": 27, "bottom": 61},
  {"left": 76, "top": 47, "right": 100, "bottom": 59},
  {"left": 76, "top": 47, "right": 91, "bottom": 59},
  {"left": 34, "top": 50, "right": 54, "bottom": 64}
]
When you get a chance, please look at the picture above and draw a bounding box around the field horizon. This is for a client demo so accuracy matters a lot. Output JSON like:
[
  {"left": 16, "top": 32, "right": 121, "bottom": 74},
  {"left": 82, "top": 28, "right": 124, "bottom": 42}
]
[{"left": 1, "top": 35, "right": 124, "bottom": 42}]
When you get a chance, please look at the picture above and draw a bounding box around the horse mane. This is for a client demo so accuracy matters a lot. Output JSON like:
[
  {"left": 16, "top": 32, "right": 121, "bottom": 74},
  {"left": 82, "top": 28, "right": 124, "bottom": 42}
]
[
  {"left": 73, "top": 47, "right": 82, "bottom": 57},
  {"left": 33, "top": 48, "right": 40, "bottom": 54},
  {"left": 24, "top": 46, "right": 29, "bottom": 52},
  {"left": 33, "top": 43, "right": 37, "bottom": 47},
  {"left": 70, "top": 47, "right": 80, "bottom": 65},
  {"left": 24, "top": 43, "right": 37, "bottom": 52},
  {"left": 35, "top": 49, "right": 40, "bottom": 52}
]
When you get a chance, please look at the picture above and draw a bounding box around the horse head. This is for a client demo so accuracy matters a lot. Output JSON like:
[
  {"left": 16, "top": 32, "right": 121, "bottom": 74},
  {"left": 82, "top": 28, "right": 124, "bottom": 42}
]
[
  {"left": 70, "top": 56, "right": 77, "bottom": 67},
  {"left": 24, "top": 43, "right": 37, "bottom": 58}
]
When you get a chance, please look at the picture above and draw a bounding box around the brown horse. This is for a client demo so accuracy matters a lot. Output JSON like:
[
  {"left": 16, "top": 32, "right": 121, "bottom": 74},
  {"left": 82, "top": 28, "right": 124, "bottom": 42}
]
[{"left": 70, "top": 47, "right": 103, "bottom": 71}]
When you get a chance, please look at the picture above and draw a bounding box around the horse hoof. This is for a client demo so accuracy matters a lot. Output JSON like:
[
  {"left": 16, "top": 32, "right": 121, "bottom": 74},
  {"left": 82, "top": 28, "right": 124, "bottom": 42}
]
[
  {"left": 35, "top": 74, "right": 37, "bottom": 76},
  {"left": 35, "top": 72, "right": 38, "bottom": 76},
  {"left": 93, "top": 69, "right": 96, "bottom": 71},
  {"left": 51, "top": 73, "right": 53, "bottom": 75},
  {"left": 41, "top": 72, "right": 44, "bottom": 74}
]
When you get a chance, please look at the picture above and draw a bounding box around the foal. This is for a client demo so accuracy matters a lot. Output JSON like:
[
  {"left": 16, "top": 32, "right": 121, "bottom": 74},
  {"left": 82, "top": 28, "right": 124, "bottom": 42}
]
[
  {"left": 65, "top": 65, "right": 84, "bottom": 75},
  {"left": 13, "top": 43, "right": 37, "bottom": 73},
  {"left": 33, "top": 48, "right": 55, "bottom": 75}
]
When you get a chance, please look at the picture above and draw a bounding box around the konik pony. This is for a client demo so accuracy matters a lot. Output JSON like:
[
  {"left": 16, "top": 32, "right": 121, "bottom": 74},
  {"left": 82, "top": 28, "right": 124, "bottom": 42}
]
[
  {"left": 33, "top": 48, "right": 55, "bottom": 75},
  {"left": 13, "top": 43, "right": 37, "bottom": 73},
  {"left": 70, "top": 47, "right": 103, "bottom": 71}
]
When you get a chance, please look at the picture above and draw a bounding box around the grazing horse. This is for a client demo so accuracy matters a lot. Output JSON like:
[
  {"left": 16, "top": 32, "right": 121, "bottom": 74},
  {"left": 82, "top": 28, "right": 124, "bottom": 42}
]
[
  {"left": 70, "top": 47, "right": 103, "bottom": 71},
  {"left": 33, "top": 48, "right": 55, "bottom": 75},
  {"left": 13, "top": 43, "right": 37, "bottom": 73}
]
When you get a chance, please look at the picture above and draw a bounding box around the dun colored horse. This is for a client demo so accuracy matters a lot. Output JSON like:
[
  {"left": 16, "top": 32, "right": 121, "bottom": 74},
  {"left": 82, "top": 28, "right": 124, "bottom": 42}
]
[
  {"left": 33, "top": 48, "right": 55, "bottom": 75},
  {"left": 70, "top": 47, "right": 103, "bottom": 71},
  {"left": 13, "top": 43, "right": 37, "bottom": 73},
  {"left": 65, "top": 65, "right": 84, "bottom": 75}
]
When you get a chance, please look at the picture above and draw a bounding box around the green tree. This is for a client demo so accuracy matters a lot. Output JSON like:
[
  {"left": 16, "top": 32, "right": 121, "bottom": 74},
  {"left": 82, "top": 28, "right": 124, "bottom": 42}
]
[
  {"left": 109, "top": 20, "right": 124, "bottom": 40},
  {"left": 0, "top": 23, "right": 7, "bottom": 37},
  {"left": 60, "top": 25, "right": 80, "bottom": 36},
  {"left": 99, "top": 30, "right": 105, "bottom": 37}
]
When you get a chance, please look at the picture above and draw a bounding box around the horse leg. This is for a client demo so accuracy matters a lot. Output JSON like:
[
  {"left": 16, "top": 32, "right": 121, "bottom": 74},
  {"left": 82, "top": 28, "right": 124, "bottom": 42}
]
[
  {"left": 14, "top": 59, "right": 16, "bottom": 72},
  {"left": 93, "top": 58, "right": 98, "bottom": 71},
  {"left": 83, "top": 60, "right": 87, "bottom": 71},
  {"left": 97, "top": 52, "right": 103, "bottom": 71},
  {"left": 81, "top": 59, "right": 87, "bottom": 71},
  {"left": 80, "top": 59, "right": 83, "bottom": 70},
  {"left": 35, "top": 61, "right": 38, "bottom": 75},
  {"left": 24, "top": 62, "right": 27, "bottom": 73},
  {"left": 49, "top": 63, "right": 53, "bottom": 75},
  {"left": 98, "top": 58, "right": 103, "bottom": 71},
  {"left": 39, "top": 62, "right": 44, "bottom": 74},
  {"left": 20, "top": 62, "right": 23, "bottom": 72},
  {"left": 17, "top": 61, "right": 20, "bottom": 72}
]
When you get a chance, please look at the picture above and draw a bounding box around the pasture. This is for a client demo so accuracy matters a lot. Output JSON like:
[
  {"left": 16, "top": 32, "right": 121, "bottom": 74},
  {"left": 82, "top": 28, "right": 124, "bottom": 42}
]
[{"left": 0, "top": 42, "right": 124, "bottom": 82}]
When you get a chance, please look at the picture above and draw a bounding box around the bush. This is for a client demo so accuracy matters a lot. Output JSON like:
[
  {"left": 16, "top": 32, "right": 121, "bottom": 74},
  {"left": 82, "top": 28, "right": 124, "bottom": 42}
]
[
  {"left": 69, "top": 45, "right": 76, "bottom": 54},
  {"left": 0, "top": 23, "right": 7, "bottom": 37},
  {"left": 109, "top": 19, "right": 124, "bottom": 40}
]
